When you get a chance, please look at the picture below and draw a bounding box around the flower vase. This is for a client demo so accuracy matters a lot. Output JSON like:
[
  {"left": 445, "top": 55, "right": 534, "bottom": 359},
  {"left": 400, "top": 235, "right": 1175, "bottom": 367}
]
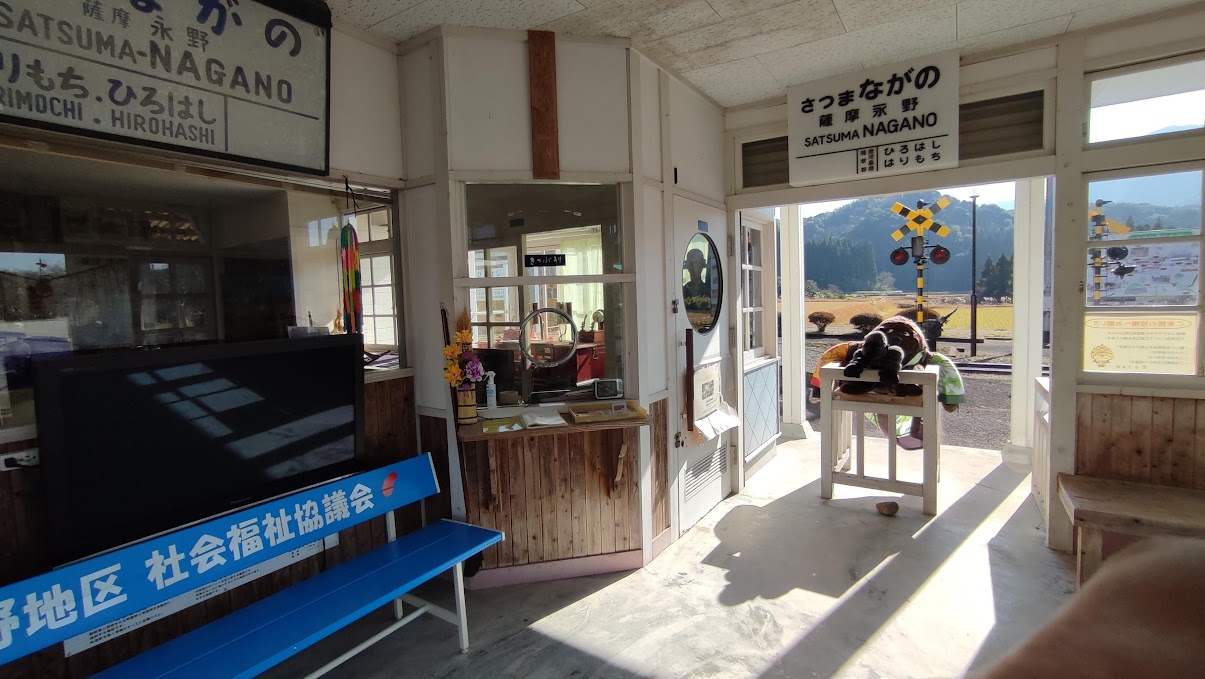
[{"left": 456, "top": 384, "right": 479, "bottom": 425}]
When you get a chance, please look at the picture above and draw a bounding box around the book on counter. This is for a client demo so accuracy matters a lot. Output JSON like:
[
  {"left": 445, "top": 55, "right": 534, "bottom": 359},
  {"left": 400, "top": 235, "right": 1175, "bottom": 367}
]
[{"left": 520, "top": 411, "right": 567, "bottom": 428}]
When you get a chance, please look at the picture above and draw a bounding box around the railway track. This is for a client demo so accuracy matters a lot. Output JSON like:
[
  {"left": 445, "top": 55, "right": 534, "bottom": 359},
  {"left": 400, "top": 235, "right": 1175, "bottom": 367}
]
[{"left": 953, "top": 362, "right": 1051, "bottom": 376}]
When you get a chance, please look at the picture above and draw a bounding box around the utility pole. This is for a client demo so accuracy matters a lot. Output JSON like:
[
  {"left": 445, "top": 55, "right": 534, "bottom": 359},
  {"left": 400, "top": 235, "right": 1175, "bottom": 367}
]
[{"left": 970, "top": 194, "right": 979, "bottom": 358}]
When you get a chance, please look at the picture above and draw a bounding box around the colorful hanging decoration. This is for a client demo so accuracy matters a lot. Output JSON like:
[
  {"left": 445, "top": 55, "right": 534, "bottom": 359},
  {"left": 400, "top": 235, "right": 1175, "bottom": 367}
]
[{"left": 339, "top": 222, "right": 362, "bottom": 334}]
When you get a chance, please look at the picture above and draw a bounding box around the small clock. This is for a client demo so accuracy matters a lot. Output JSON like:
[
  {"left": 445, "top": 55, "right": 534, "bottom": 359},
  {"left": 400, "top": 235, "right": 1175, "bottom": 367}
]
[{"left": 594, "top": 379, "right": 624, "bottom": 400}]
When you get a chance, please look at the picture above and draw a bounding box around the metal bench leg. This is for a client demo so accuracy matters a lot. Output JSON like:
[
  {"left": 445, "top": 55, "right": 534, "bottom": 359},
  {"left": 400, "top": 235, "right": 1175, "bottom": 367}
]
[{"left": 454, "top": 561, "right": 469, "bottom": 653}]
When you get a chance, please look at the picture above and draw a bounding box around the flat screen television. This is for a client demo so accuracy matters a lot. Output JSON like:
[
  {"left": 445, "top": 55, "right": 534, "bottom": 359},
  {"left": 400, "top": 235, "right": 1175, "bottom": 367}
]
[{"left": 34, "top": 335, "right": 365, "bottom": 565}]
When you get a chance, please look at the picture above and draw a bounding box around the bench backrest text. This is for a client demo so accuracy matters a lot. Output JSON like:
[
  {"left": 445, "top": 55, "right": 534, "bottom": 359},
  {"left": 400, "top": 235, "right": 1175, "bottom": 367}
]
[{"left": 0, "top": 454, "right": 439, "bottom": 665}]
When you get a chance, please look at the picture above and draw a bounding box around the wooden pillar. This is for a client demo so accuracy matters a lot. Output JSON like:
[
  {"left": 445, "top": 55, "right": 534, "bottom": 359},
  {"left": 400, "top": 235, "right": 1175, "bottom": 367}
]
[{"left": 527, "top": 30, "right": 560, "bottom": 180}]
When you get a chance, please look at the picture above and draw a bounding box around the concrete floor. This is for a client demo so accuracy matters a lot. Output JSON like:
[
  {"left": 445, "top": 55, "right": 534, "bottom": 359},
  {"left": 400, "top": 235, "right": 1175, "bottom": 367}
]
[{"left": 268, "top": 439, "right": 1075, "bottom": 679}]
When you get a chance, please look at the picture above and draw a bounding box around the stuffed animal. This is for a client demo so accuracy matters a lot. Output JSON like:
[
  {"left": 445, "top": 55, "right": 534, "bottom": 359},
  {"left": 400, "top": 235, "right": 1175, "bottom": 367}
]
[
  {"left": 843, "top": 330, "right": 904, "bottom": 384},
  {"left": 839, "top": 316, "right": 931, "bottom": 397}
]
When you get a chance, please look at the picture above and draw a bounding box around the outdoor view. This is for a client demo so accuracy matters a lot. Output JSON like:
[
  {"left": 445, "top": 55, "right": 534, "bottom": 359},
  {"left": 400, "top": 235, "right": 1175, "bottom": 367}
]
[{"left": 800, "top": 182, "right": 1031, "bottom": 451}]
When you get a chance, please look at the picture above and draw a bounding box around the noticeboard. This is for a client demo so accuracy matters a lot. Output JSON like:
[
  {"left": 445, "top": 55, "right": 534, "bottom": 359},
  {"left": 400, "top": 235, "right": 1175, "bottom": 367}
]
[
  {"left": 787, "top": 50, "right": 959, "bottom": 187},
  {"left": 0, "top": 0, "right": 331, "bottom": 174},
  {"left": 1083, "top": 314, "right": 1199, "bottom": 375}
]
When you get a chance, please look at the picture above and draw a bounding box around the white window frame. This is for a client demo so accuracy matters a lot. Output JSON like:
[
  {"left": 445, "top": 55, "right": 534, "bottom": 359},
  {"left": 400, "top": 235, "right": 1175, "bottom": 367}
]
[
  {"left": 343, "top": 203, "right": 404, "bottom": 357},
  {"left": 740, "top": 213, "right": 778, "bottom": 364},
  {"left": 1083, "top": 50, "right": 1205, "bottom": 152},
  {"left": 1080, "top": 161, "right": 1205, "bottom": 386}
]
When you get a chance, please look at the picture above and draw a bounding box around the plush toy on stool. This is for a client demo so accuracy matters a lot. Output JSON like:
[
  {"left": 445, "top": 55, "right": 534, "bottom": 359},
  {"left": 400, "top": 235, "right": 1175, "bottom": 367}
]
[{"left": 842, "top": 330, "right": 904, "bottom": 385}]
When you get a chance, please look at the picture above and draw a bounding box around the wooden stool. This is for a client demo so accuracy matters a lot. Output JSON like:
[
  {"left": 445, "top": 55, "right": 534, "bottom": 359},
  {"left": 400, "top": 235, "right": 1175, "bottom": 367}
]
[{"left": 819, "top": 363, "right": 942, "bottom": 515}]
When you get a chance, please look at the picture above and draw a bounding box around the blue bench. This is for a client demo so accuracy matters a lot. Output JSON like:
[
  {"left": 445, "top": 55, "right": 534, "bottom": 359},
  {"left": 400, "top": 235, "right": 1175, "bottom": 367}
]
[{"left": 0, "top": 455, "right": 503, "bottom": 678}]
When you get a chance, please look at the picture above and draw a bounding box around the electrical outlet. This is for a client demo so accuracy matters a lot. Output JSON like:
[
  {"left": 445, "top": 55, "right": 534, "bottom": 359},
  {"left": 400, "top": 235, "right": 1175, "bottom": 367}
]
[{"left": 0, "top": 449, "right": 39, "bottom": 471}]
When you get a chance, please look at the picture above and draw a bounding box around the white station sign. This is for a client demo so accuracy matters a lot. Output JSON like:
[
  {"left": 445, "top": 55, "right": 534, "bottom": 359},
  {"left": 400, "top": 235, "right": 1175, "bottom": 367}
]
[
  {"left": 787, "top": 50, "right": 959, "bottom": 186},
  {"left": 0, "top": 0, "right": 330, "bottom": 174}
]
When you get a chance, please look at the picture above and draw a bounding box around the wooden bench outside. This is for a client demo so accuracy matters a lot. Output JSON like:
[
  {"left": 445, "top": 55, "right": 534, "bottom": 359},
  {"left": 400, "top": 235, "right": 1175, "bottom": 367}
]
[
  {"left": 1058, "top": 473, "right": 1205, "bottom": 586},
  {"left": 0, "top": 455, "right": 503, "bottom": 678}
]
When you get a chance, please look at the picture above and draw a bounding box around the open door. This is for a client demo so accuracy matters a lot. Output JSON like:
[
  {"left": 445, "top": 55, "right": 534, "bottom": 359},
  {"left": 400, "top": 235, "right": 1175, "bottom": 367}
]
[{"left": 672, "top": 195, "right": 734, "bottom": 532}]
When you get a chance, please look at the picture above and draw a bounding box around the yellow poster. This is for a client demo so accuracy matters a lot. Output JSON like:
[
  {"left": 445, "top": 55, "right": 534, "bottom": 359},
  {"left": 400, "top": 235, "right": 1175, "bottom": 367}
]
[{"left": 1083, "top": 314, "right": 1199, "bottom": 375}]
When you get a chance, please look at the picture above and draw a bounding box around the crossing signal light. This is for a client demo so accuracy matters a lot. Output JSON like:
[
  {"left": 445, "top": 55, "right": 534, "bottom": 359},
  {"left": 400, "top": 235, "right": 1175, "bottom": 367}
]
[
  {"left": 1106, "top": 246, "right": 1129, "bottom": 261},
  {"left": 890, "top": 248, "right": 910, "bottom": 266},
  {"left": 1112, "top": 264, "right": 1136, "bottom": 279},
  {"left": 930, "top": 245, "right": 951, "bottom": 265}
]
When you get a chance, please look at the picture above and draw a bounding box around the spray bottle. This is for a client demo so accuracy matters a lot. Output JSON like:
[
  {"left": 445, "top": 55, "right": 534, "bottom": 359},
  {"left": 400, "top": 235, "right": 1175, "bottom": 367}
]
[{"left": 485, "top": 371, "right": 497, "bottom": 410}]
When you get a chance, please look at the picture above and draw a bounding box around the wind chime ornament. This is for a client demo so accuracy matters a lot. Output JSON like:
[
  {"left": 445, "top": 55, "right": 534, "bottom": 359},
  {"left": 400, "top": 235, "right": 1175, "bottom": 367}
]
[{"left": 339, "top": 179, "right": 363, "bottom": 337}]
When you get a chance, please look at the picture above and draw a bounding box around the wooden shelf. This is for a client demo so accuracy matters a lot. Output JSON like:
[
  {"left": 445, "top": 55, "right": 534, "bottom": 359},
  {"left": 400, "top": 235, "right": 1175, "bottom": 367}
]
[{"left": 458, "top": 417, "right": 649, "bottom": 442}]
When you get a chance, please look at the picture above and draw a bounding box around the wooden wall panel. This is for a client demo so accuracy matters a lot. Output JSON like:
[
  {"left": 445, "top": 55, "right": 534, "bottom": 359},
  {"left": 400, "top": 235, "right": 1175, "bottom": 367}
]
[
  {"left": 0, "top": 376, "right": 421, "bottom": 679},
  {"left": 651, "top": 399, "right": 670, "bottom": 535},
  {"left": 463, "top": 427, "right": 641, "bottom": 569},
  {"left": 527, "top": 30, "right": 560, "bottom": 180},
  {"left": 419, "top": 414, "right": 454, "bottom": 522},
  {"left": 1076, "top": 393, "right": 1205, "bottom": 490}
]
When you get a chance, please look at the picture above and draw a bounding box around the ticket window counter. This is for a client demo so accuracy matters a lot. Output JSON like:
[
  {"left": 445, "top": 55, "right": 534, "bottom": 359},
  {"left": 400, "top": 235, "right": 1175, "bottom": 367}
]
[{"left": 464, "top": 183, "right": 626, "bottom": 406}]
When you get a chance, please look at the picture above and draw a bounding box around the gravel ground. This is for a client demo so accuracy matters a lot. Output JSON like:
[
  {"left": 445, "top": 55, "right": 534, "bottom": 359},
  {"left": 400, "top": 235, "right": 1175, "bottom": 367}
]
[{"left": 803, "top": 338, "right": 1016, "bottom": 451}]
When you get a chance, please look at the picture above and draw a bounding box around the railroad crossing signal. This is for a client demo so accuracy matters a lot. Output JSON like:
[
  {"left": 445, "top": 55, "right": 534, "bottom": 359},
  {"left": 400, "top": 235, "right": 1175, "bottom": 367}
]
[
  {"left": 1089, "top": 198, "right": 1131, "bottom": 238},
  {"left": 891, "top": 196, "right": 952, "bottom": 241}
]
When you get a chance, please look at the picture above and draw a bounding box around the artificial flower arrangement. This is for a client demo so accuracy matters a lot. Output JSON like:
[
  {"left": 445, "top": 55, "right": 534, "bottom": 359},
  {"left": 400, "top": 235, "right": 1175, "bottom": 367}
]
[{"left": 444, "top": 328, "right": 485, "bottom": 389}]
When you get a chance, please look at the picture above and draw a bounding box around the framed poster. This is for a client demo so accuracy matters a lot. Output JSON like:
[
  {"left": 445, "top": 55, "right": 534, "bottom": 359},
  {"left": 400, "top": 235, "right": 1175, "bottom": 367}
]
[{"left": 0, "top": 0, "right": 331, "bottom": 174}]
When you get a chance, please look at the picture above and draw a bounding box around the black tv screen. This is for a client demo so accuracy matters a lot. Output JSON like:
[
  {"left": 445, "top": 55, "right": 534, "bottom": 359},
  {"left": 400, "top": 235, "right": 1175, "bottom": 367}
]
[{"left": 35, "top": 335, "right": 365, "bottom": 565}]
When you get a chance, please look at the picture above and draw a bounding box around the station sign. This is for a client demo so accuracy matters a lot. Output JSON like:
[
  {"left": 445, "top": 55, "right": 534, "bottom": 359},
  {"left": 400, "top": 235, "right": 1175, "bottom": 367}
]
[
  {"left": 0, "top": 0, "right": 331, "bottom": 174},
  {"left": 787, "top": 50, "right": 959, "bottom": 186}
]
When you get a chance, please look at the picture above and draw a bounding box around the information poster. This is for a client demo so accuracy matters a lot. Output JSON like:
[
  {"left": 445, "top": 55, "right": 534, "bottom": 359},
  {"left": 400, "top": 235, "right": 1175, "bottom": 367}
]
[
  {"left": 0, "top": 0, "right": 330, "bottom": 173},
  {"left": 1083, "top": 314, "right": 1199, "bottom": 375},
  {"left": 787, "top": 50, "right": 959, "bottom": 186}
]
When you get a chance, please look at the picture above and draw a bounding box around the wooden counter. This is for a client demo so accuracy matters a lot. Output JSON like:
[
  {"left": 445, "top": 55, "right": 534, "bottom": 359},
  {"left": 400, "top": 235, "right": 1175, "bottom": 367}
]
[{"left": 457, "top": 416, "right": 648, "bottom": 442}]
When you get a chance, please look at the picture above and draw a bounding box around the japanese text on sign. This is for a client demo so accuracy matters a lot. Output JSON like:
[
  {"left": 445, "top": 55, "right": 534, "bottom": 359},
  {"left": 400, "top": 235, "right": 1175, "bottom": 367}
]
[
  {"left": 787, "top": 50, "right": 959, "bottom": 186},
  {"left": 0, "top": 0, "right": 329, "bottom": 173},
  {"left": 0, "top": 458, "right": 422, "bottom": 666},
  {"left": 1083, "top": 314, "right": 1199, "bottom": 375}
]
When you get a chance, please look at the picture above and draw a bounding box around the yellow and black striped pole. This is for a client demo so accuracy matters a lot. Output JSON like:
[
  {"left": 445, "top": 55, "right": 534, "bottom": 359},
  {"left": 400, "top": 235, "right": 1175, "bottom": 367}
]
[
  {"left": 916, "top": 260, "right": 925, "bottom": 323},
  {"left": 1091, "top": 249, "right": 1103, "bottom": 302}
]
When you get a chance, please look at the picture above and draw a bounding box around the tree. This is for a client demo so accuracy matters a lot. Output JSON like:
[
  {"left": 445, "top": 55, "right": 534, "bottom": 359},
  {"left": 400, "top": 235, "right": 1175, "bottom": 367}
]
[
  {"left": 850, "top": 313, "right": 883, "bottom": 334},
  {"left": 808, "top": 311, "right": 836, "bottom": 334},
  {"left": 1154, "top": 216, "right": 1165, "bottom": 231},
  {"left": 874, "top": 271, "right": 895, "bottom": 291},
  {"left": 804, "top": 279, "right": 820, "bottom": 298},
  {"left": 979, "top": 256, "right": 998, "bottom": 298},
  {"left": 980, "top": 255, "right": 1013, "bottom": 299}
]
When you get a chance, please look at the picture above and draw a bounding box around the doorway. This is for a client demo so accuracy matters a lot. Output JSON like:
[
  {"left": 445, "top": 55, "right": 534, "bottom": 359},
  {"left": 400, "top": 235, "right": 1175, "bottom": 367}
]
[{"left": 672, "top": 195, "right": 735, "bottom": 532}]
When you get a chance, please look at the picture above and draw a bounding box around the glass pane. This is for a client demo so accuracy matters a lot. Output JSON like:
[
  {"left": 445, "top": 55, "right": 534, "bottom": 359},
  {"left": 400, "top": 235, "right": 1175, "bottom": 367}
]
[
  {"left": 747, "top": 310, "right": 764, "bottom": 351},
  {"left": 349, "top": 213, "right": 369, "bottom": 243},
  {"left": 490, "top": 247, "right": 517, "bottom": 278},
  {"left": 469, "top": 288, "right": 488, "bottom": 324},
  {"left": 375, "top": 286, "right": 395, "bottom": 315},
  {"left": 1084, "top": 313, "right": 1198, "bottom": 375},
  {"left": 746, "top": 270, "right": 763, "bottom": 309},
  {"left": 1087, "top": 170, "right": 1202, "bottom": 241},
  {"left": 176, "top": 263, "right": 208, "bottom": 294},
  {"left": 362, "top": 288, "right": 376, "bottom": 316},
  {"left": 469, "top": 250, "right": 486, "bottom": 279},
  {"left": 491, "top": 326, "right": 519, "bottom": 348},
  {"left": 368, "top": 208, "right": 390, "bottom": 242},
  {"left": 374, "top": 317, "right": 395, "bottom": 345},
  {"left": 139, "top": 262, "right": 172, "bottom": 295},
  {"left": 489, "top": 286, "right": 519, "bottom": 323},
  {"left": 362, "top": 321, "right": 376, "bottom": 346},
  {"left": 1089, "top": 59, "right": 1205, "bottom": 144},
  {"left": 744, "top": 227, "right": 762, "bottom": 267},
  {"left": 1086, "top": 242, "right": 1200, "bottom": 306},
  {"left": 471, "top": 326, "right": 487, "bottom": 348},
  {"left": 466, "top": 184, "right": 623, "bottom": 276},
  {"left": 371, "top": 256, "right": 392, "bottom": 285}
]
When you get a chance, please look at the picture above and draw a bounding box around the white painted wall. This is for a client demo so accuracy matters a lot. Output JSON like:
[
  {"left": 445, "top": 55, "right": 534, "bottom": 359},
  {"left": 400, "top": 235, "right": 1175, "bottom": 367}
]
[
  {"left": 640, "top": 186, "right": 668, "bottom": 395},
  {"left": 444, "top": 33, "right": 632, "bottom": 175},
  {"left": 640, "top": 56, "right": 663, "bottom": 182},
  {"left": 669, "top": 79, "right": 725, "bottom": 202},
  {"left": 558, "top": 41, "right": 630, "bottom": 173},
  {"left": 330, "top": 29, "right": 404, "bottom": 181},
  {"left": 445, "top": 35, "right": 532, "bottom": 173},
  {"left": 405, "top": 184, "right": 452, "bottom": 410},
  {"left": 402, "top": 43, "right": 438, "bottom": 180}
]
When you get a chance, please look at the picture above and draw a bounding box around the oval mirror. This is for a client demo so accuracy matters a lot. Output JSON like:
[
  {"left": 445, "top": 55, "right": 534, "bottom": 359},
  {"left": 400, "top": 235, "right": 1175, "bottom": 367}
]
[
  {"left": 518, "top": 307, "right": 579, "bottom": 368},
  {"left": 682, "top": 233, "right": 723, "bottom": 334}
]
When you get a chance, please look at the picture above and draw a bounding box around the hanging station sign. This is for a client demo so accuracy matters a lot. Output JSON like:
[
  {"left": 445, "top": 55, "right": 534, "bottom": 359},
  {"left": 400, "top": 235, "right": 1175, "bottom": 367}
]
[
  {"left": 787, "top": 50, "right": 959, "bottom": 186},
  {"left": 0, "top": 0, "right": 331, "bottom": 174}
]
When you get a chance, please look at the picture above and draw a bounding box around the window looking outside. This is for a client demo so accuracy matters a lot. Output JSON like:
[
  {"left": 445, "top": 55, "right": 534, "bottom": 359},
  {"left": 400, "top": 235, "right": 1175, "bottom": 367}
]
[
  {"left": 463, "top": 184, "right": 626, "bottom": 404},
  {"left": 1088, "top": 57, "right": 1205, "bottom": 144},
  {"left": 743, "top": 223, "right": 765, "bottom": 358},
  {"left": 1083, "top": 168, "right": 1203, "bottom": 376}
]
